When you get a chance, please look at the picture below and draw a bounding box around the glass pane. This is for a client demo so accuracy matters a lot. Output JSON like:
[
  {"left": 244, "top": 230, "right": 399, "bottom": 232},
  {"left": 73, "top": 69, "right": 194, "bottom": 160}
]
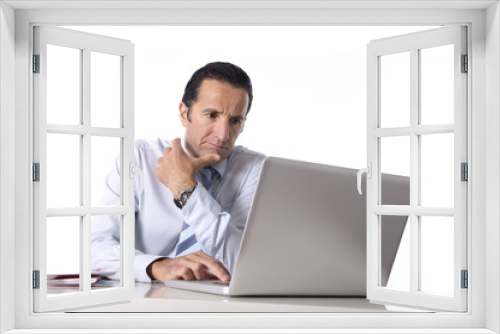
[
  {"left": 91, "top": 52, "right": 121, "bottom": 128},
  {"left": 91, "top": 137, "right": 121, "bottom": 207},
  {"left": 91, "top": 215, "right": 122, "bottom": 290},
  {"left": 47, "top": 216, "right": 81, "bottom": 295},
  {"left": 420, "top": 45, "right": 454, "bottom": 125},
  {"left": 380, "top": 215, "right": 410, "bottom": 291},
  {"left": 420, "top": 216, "right": 454, "bottom": 296},
  {"left": 380, "top": 136, "right": 410, "bottom": 205},
  {"left": 380, "top": 52, "right": 410, "bottom": 128},
  {"left": 420, "top": 133, "right": 454, "bottom": 208},
  {"left": 47, "top": 133, "right": 80, "bottom": 208},
  {"left": 47, "top": 44, "right": 81, "bottom": 125}
]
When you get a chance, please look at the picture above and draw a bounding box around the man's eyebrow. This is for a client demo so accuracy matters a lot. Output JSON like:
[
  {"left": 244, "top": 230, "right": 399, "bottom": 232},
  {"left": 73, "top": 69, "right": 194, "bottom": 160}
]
[
  {"left": 202, "top": 108, "right": 221, "bottom": 113},
  {"left": 202, "top": 109, "right": 245, "bottom": 120}
]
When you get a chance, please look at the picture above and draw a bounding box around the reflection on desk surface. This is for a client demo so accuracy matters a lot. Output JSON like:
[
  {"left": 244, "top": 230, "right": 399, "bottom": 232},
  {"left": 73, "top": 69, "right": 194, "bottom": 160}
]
[
  {"left": 47, "top": 273, "right": 119, "bottom": 295},
  {"left": 67, "top": 282, "right": 430, "bottom": 313},
  {"left": 48, "top": 280, "right": 119, "bottom": 295}
]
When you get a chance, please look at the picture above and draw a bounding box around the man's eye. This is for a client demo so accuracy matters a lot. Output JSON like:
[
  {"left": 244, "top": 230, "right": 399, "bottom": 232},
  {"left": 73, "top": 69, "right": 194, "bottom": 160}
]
[
  {"left": 231, "top": 119, "right": 242, "bottom": 125},
  {"left": 207, "top": 112, "right": 217, "bottom": 119}
]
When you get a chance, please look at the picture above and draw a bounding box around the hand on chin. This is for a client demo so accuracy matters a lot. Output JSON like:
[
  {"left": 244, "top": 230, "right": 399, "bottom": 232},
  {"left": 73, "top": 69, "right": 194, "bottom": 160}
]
[{"left": 202, "top": 144, "right": 228, "bottom": 160}]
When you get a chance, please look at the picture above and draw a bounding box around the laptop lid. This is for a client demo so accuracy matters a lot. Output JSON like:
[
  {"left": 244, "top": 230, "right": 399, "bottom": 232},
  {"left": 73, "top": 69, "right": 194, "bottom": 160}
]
[{"left": 227, "top": 157, "right": 409, "bottom": 296}]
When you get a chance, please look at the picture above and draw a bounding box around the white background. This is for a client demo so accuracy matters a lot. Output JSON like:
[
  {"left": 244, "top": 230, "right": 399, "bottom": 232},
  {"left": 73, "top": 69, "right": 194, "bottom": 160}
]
[
  {"left": 47, "top": 25, "right": 455, "bottom": 296},
  {"left": 66, "top": 25, "right": 435, "bottom": 166}
]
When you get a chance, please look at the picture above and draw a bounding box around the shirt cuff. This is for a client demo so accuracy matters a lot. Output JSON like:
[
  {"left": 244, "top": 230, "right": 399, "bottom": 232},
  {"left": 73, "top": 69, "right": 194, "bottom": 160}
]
[
  {"left": 135, "top": 254, "right": 167, "bottom": 282},
  {"left": 182, "top": 183, "right": 221, "bottom": 223}
]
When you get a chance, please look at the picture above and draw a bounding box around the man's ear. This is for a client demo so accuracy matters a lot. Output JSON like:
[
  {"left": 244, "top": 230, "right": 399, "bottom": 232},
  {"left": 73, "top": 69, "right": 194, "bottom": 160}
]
[{"left": 179, "top": 102, "right": 189, "bottom": 127}]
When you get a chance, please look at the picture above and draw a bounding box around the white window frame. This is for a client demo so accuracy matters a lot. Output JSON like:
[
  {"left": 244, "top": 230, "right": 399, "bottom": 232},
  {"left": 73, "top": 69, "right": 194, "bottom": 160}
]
[
  {"left": 32, "top": 25, "right": 136, "bottom": 312},
  {"left": 366, "top": 26, "right": 468, "bottom": 312},
  {"left": 1, "top": 1, "right": 499, "bottom": 333}
]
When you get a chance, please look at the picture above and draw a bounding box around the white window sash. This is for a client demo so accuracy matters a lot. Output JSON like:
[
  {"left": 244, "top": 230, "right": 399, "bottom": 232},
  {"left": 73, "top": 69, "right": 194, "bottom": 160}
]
[
  {"left": 32, "top": 25, "right": 135, "bottom": 312},
  {"left": 366, "top": 26, "right": 468, "bottom": 312}
]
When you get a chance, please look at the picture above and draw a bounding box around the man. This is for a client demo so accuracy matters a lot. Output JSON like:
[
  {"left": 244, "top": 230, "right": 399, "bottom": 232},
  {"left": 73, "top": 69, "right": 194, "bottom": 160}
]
[{"left": 91, "top": 62, "right": 265, "bottom": 283}]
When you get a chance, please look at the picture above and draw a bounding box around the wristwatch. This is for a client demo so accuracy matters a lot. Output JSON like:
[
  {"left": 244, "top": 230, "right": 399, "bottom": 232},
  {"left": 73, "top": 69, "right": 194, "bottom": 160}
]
[{"left": 173, "top": 185, "right": 197, "bottom": 209}]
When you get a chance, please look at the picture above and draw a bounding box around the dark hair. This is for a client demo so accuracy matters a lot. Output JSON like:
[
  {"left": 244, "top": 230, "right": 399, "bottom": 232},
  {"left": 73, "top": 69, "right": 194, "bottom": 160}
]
[{"left": 182, "top": 62, "right": 253, "bottom": 120}]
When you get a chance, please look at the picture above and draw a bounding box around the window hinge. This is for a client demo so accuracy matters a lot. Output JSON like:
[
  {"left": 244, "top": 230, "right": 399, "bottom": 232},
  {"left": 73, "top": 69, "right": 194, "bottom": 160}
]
[
  {"left": 461, "top": 270, "right": 468, "bottom": 289},
  {"left": 33, "top": 163, "right": 40, "bottom": 182},
  {"left": 461, "top": 54, "right": 468, "bottom": 73},
  {"left": 33, "top": 270, "right": 40, "bottom": 289},
  {"left": 461, "top": 162, "right": 468, "bottom": 182},
  {"left": 33, "top": 54, "right": 40, "bottom": 73}
]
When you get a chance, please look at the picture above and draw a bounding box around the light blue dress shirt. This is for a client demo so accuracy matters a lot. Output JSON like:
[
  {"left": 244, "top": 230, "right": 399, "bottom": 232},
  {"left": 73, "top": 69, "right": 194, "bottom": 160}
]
[{"left": 91, "top": 138, "right": 265, "bottom": 282}]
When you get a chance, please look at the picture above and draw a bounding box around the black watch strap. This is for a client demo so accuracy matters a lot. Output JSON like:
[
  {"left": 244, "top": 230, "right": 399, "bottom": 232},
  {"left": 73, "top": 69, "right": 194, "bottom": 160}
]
[
  {"left": 173, "top": 185, "right": 197, "bottom": 209},
  {"left": 173, "top": 197, "right": 184, "bottom": 209}
]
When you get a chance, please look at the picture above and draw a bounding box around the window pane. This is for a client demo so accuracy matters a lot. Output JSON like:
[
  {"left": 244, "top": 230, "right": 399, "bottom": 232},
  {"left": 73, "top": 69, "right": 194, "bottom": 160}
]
[
  {"left": 380, "top": 136, "right": 410, "bottom": 205},
  {"left": 91, "top": 215, "right": 122, "bottom": 290},
  {"left": 47, "top": 44, "right": 81, "bottom": 125},
  {"left": 91, "top": 52, "right": 121, "bottom": 128},
  {"left": 420, "top": 45, "right": 454, "bottom": 125},
  {"left": 380, "top": 52, "right": 410, "bottom": 128},
  {"left": 91, "top": 137, "right": 121, "bottom": 206},
  {"left": 420, "top": 133, "right": 454, "bottom": 208},
  {"left": 47, "top": 133, "right": 80, "bottom": 208},
  {"left": 47, "top": 216, "right": 81, "bottom": 295},
  {"left": 420, "top": 216, "right": 454, "bottom": 296},
  {"left": 380, "top": 215, "right": 410, "bottom": 291}
]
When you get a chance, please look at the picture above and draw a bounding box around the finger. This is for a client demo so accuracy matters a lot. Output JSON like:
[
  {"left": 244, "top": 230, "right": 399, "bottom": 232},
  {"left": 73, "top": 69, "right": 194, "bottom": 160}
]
[
  {"left": 163, "top": 147, "right": 172, "bottom": 156},
  {"left": 185, "top": 260, "right": 208, "bottom": 281},
  {"left": 153, "top": 168, "right": 165, "bottom": 184},
  {"left": 195, "top": 154, "right": 221, "bottom": 169},
  {"left": 177, "top": 267, "right": 196, "bottom": 281},
  {"left": 191, "top": 252, "right": 231, "bottom": 281},
  {"left": 203, "top": 272, "right": 220, "bottom": 281},
  {"left": 170, "top": 139, "right": 190, "bottom": 161},
  {"left": 174, "top": 256, "right": 210, "bottom": 281},
  {"left": 171, "top": 138, "right": 182, "bottom": 150},
  {"left": 157, "top": 157, "right": 164, "bottom": 165}
]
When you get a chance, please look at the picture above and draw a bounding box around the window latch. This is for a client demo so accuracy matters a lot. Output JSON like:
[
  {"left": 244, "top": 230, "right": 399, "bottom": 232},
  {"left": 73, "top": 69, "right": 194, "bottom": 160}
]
[
  {"left": 129, "top": 162, "right": 144, "bottom": 195},
  {"left": 357, "top": 162, "right": 372, "bottom": 195}
]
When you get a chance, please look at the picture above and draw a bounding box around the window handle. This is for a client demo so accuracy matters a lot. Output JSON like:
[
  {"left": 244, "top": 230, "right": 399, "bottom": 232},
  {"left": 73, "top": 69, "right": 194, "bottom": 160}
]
[
  {"left": 129, "top": 162, "right": 145, "bottom": 195},
  {"left": 357, "top": 162, "right": 372, "bottom": 195}
]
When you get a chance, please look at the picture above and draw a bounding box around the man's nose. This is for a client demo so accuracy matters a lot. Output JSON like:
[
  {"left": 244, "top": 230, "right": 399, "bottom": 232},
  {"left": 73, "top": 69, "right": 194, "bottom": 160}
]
[{"left": 213, "top": 120, "right": 230, "bottom": 142}]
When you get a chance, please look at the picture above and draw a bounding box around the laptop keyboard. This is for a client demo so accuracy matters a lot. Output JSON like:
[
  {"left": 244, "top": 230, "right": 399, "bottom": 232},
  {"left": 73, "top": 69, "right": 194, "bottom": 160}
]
[{"left": 204, "top": 280, "right": 230, "bottom": 286}]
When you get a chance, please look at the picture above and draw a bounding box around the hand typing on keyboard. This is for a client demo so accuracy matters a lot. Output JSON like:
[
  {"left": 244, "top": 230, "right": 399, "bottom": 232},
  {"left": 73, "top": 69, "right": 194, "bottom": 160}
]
[{"left": 148, "top": 251, "right": 231, "bottom": 282}]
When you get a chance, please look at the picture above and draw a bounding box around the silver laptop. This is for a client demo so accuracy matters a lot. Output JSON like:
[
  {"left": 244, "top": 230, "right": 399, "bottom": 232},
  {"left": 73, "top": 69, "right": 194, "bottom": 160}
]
[{"left": 164, "top": 157, "right": 409, "bottom": 296}]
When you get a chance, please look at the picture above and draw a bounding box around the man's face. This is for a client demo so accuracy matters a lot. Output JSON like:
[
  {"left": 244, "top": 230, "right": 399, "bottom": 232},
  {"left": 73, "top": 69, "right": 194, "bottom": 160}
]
[{"left": 180, "top": 79, "right": 249, "bottom": 161}]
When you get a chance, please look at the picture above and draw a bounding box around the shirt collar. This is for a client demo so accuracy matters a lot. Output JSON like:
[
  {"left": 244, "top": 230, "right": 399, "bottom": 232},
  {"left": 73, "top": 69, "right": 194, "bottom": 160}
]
[{"left": 180, "top": 138, "right": 229, "bottom": 178}]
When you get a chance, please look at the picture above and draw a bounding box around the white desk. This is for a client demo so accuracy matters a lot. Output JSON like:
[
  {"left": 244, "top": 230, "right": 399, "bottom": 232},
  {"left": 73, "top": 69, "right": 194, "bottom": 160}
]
[{"left": 71, "top": 282, "right": 429, "bottom": 313}]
